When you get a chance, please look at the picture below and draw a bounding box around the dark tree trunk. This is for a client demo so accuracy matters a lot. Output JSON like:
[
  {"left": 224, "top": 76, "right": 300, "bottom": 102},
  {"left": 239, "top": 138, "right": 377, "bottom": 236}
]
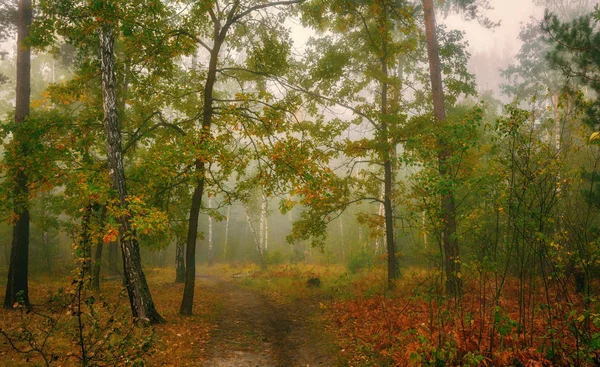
[
  {"left": 422, "top": 0, "right": 462, "bottom": 295},
  {"left": 180, "top": 168, "right": 204, "bottom": 315},
  {"left": 99, "top": 25, "right": 164, "bottom": 324},
  {"left": 4, "top": 0, "right": 32, "bottom": 310},
  {"left": 179, "top": 28, "right": 226, "bottom": 315},
  {"left": 381, "top": 60, "right": 397, "bottom": 289},
  {"left": 175, "top": 240, "right": 185, "bottom": 283}
]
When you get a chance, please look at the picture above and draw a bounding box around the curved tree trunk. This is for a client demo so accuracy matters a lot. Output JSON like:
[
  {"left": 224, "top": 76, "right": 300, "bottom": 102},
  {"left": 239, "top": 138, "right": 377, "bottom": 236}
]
[
  {"left": 178, "top": 0, "right": 301, "bottom": 314},
  {"left": 4, "top": 0, "right": 32, "bottom": 310},
  {"left": 99, "top": 24, "right": 164, "bottom": 324},
  {"left": 422, "top": 0, "right": 461, "bottom": 296},
  {"left": 179, "top": 32, "right": 223, "bottom": 315}
]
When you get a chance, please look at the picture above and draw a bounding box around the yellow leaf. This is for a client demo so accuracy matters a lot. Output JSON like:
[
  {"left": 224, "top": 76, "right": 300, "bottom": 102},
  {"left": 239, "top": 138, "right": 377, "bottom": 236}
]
[{"left": 590, "top": 132, "right": 600, "bottom": 142}]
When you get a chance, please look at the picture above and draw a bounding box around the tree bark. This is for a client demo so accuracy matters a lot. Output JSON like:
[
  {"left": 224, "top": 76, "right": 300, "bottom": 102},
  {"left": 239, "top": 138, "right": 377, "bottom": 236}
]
[
  {"left": 245, "top": 206, "right": 264, "bottom": 265},
  {"left": 99, "top": 25, "right": 164, "bottom": 324},
  {"left": 422, "top": 0, "right": 461, "bottom": 295},
  {"left": 260, "top": 193, "right": 267, "bottom": 252},
  {"left": 179, "top": 30, "right": 225, "bottom": 315},
  {"left": 381, "top": 58, "right": 397, "bottom": 289},
  {"left": 179, "top": 0, "right": 301, "bottom": 314},
  {"left": 4, "top": 0, "right": 32, "bottom": 310}
]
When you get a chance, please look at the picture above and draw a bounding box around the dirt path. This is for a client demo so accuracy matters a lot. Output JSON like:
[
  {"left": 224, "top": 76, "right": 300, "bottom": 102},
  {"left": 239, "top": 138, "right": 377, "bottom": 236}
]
[{"left": 198, "top": 274, "right": 339, "bottom": 367}]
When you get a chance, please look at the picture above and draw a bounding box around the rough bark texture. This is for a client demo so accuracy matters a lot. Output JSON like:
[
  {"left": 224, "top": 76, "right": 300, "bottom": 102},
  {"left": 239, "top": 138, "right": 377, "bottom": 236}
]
[
  {"left": 423, "top": 0, "right": 462, "bottom": 295},
  {"left": 4, "top": 0, "right": 32, "bottom": 310},
  {"left": 99, "top": 25, "right": 164, "bottom": 323}
]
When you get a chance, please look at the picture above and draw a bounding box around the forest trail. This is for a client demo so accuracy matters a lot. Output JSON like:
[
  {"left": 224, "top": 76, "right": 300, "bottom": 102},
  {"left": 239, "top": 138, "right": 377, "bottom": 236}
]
[{"left": 198, "top": 274, "right": 339, "bottom": 367}]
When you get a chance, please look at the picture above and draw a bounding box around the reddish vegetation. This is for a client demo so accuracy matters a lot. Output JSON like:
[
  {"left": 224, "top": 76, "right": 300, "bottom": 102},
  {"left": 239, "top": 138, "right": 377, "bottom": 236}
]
[
  {"left": 2, "top": 266, "right": 598, "bottom": 366},
  {"left": 325, "top": 271, "right": 600, "bottom": 366}
]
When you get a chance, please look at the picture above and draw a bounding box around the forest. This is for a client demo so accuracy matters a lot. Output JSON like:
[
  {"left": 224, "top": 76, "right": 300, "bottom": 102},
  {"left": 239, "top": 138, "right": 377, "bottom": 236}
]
[{"left": 0, "top": 0, "right": 600, "bottom": 365}]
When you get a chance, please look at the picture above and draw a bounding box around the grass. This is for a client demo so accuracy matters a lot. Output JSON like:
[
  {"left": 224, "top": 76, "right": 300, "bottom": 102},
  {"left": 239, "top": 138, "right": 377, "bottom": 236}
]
[
  {"left": 229, "top": 263, "right": 600, "bottom": 366},
  {"left": 4, "top": 262, "right": 596, "bottom": 366}
]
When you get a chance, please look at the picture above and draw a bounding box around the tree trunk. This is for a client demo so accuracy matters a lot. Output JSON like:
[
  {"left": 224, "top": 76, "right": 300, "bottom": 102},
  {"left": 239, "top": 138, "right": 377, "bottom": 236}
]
[
  {"left": 4, "top": 0, "right": 32, "bottom": 310},
  {"left": 175, "top": 240, "right": 185, "bottom": 283},
  {"left": 260, "top": 193, "right": 267, "bottom": 252},
  {"left": 376, "top": 182, "right": 385, "bottom": 254},
  {"left": 179, "top": 32, "right": 225, "bottom": 315},
  {"left": 422, "top": 0, "right": 461, "bottom": 295},
  {"left": 99, "top": 25, "right": 164, "bottom": 324},
  {"left": 379, "top": 47, "right": 397, "bottom": 288},
  {"left": 245, "top": 206, "right": 263, "bottom": 264}
]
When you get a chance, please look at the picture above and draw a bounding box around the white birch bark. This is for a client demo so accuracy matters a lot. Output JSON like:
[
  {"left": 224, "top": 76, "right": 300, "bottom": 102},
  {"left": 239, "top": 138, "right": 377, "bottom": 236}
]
[
  {"left": 260, "top": 192, "right": 268, "bottom": 251},
  {"left": 245, "top": 206, "right": 261, "bottom": 257}
]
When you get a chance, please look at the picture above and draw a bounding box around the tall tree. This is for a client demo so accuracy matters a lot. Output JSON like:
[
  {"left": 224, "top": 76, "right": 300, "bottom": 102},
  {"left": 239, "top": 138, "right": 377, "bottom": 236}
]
[
  {"left": 422, "top": 0, "right": 461, "bottom": 295},
  {"left": 295, "top": 0, "right": 420, "bottom": 287},
  {"left": 29, "top": 0, "right": 183, "bottom": 324},
  {"left": 4, "top": 0, "right": 32, "bottom": 310},
  {"left": 420, "top": 0, "right": 491, "bottom": 295},
  {"left": 98, "top": 15, "right": 164, "bottom": 324},
  {"left": 178, "top": 0, "right": 301, "bottom": 316}
]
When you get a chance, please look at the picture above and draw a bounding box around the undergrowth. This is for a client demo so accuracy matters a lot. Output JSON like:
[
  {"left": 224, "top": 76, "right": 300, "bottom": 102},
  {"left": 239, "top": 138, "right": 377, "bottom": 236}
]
[{"left": 230, "top": 262, "right": 600, "bottom": 366}]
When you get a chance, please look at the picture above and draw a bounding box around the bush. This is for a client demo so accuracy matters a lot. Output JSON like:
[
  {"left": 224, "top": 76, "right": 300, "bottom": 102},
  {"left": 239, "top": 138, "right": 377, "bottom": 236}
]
[{"left": 0, "top": 275, "right": 154, "bottom": 366}]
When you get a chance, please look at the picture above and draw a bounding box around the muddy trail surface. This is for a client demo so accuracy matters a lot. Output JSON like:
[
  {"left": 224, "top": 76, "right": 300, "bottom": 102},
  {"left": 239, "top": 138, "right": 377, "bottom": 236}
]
[{"left": 198, "top": 274, "right": 339, "bottom": 367}]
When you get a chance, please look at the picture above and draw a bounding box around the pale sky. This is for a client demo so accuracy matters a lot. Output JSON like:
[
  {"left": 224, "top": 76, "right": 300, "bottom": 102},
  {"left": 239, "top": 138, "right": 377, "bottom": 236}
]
[{"left": 443, "top": 0, "right": 545, "bottom": 55}]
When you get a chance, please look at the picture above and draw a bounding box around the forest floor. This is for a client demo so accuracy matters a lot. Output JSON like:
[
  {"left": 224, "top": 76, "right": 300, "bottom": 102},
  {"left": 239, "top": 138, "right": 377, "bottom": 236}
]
[
  {"left": 0, "top": 266, "right": 341, "bottom": 367},
  {"left": 198, "top": 272, "right": 338, "bottom": 367},
  {"left": 2, "top": 263, "right": 599, "bottom": 366}
]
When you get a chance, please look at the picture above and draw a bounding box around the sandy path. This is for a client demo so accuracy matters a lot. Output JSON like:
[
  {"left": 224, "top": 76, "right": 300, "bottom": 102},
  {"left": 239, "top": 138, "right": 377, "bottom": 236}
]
[{"left": 198, "top": 274, "right": 338, "bottom": 367}]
